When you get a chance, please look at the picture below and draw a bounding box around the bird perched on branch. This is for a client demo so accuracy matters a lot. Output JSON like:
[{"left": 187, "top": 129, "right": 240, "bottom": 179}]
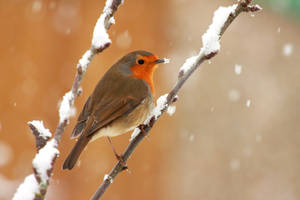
[{"left": 63, "top": 50, "right": 165, "bottom": 170}]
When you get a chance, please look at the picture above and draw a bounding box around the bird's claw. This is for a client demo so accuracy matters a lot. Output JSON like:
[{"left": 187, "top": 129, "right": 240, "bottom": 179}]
[{"left": 115, "top": 154, "right": 129, "bottom": 171}]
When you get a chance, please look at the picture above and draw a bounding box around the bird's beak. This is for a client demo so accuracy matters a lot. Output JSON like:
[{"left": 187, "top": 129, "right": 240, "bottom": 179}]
[{"left": 153, "top": 59, "right": 165, "bottom": 64}]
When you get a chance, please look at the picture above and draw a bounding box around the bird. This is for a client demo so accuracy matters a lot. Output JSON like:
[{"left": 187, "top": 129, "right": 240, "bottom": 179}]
[{"left": 63, "top": 50, "right": 165, "bottom": 170}]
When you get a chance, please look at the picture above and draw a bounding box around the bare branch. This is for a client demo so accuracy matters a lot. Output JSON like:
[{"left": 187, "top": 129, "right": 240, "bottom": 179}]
[
  {"left": 13, "top": 1, "right": 124, "bottom": 199},
  {"left": 91, "top": 0, "right": 262, "bottom": 199}
]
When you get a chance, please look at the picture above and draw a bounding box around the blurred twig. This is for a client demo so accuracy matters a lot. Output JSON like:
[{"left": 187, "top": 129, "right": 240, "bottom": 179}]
[
  {"left": 90, "top": 0, "right": 262, "bottom": 200},
  {"left": 12, "top": 1, "right": 123, "bottom": 199}
]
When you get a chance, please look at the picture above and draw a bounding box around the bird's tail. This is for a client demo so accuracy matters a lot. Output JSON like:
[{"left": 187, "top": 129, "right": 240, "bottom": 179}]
[{"left": 62, "top": 135, "right": 91, "bottom": 170}]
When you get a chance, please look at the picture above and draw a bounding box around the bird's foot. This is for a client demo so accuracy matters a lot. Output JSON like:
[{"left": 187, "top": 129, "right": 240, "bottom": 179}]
[
  {"left": 107, "top": 136, "right": 128, "bottom": 171},
  {"left": 114, "top": 153, "right": 128, "bottom": 171}
]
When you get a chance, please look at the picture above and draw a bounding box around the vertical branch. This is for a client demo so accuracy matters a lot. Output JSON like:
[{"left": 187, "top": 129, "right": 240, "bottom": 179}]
[{"left": 13, "top": 1, "right": 124, "bottom": 200}]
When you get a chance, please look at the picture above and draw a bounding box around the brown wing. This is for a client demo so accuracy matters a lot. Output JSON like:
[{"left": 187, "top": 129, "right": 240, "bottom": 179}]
[{"left": 86, "top": 95, "right": 144, "bottom": 137}]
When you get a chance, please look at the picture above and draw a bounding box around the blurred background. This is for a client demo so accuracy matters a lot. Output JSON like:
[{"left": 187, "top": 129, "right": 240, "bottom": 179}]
[{"left": 1, "top": 0, "right": 300, "bottom": 199}]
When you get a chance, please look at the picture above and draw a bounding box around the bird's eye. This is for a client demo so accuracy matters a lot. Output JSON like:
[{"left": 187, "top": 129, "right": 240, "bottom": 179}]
[{"left": 137, "top": 59, "right": 145, "bottom": 65}]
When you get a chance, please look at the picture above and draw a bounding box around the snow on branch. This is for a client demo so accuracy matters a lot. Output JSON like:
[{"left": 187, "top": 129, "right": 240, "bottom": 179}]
[
  {"left": 28, "top": 120, "right": 51, "bottom": 150},
  {"left": 92, "top": 0, "right": 121, "bottom": 50},
  {"left": 59, "top": 91, "right": 76, "bottom": 123},
  {"left": 179, "top": 2, "right": 262, "bottom": 78},
  {"left": 13, "top": 175, "right": 39, "bottom": 200},
  {"left": 13, "top": 0, "right": 124, "bottom": 199},
  {"left": 13, "top": 123, "right": 58, "bottom": 200},
  {"left": 90, "top": 1, "right": 261, "bottom": 199},
  {"left": 32, "top": 139, "right": 59, "bottom": 185},
  {"left": 201, "top": 4, "right": 237, "bottom": 56}
]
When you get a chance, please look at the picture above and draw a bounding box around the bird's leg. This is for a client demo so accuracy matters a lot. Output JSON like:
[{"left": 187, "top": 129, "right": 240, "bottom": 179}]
[{"left": 106, "top": 137, "right": 128, "bottom": 171}]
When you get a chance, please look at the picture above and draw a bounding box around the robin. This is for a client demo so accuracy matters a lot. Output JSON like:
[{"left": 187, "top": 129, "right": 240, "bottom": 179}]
[{"left": 63, "top": 50, "right": 165, "bottom": 170}]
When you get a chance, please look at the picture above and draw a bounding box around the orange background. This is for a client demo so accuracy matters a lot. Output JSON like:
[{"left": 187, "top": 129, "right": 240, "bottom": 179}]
[{"left": 1, "top": 0, "right": 300, "bottom": 199}]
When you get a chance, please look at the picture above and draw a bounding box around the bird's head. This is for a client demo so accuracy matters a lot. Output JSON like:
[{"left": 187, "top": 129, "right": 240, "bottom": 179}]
[{"left": 117, "top": 50, "right": 165, "bottom": 93}]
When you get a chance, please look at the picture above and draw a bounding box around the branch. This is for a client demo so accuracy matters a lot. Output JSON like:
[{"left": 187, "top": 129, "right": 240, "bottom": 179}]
[
  {"left": 13, "top": 1, "right": 124, "bottom": 199},
  {"left": 28, "top": 120, "right": 51, "bottom": 151},
  {"left": 91, "top": 1, "right": 262, "bottom": 199}
]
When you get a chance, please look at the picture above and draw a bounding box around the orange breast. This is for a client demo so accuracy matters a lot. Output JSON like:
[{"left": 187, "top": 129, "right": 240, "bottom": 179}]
[{"left": 130, "top": 64, "right": 157, "bottom": 94}]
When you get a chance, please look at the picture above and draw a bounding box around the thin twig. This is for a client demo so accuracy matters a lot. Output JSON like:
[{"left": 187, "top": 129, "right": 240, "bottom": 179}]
[
  {"left": 12, "top": 1, "right": 123, "bottom": 199},
  {"left": 91, "top": 1, "right": 262, "bottom": 199}
]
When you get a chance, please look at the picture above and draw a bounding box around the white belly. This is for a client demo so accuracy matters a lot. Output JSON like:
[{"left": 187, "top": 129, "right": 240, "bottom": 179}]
[{"left": 90, "top": 124, "right": 136, "bottom": 142}]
